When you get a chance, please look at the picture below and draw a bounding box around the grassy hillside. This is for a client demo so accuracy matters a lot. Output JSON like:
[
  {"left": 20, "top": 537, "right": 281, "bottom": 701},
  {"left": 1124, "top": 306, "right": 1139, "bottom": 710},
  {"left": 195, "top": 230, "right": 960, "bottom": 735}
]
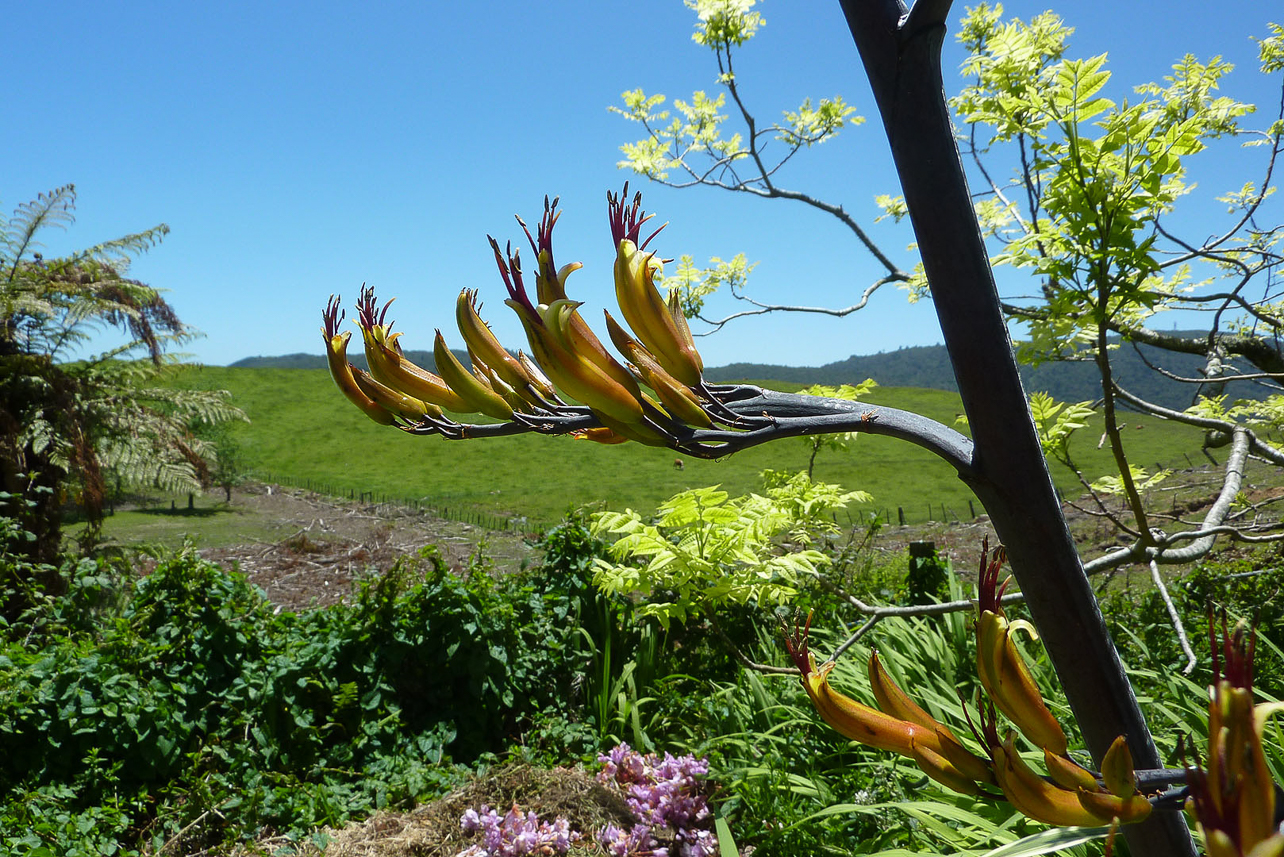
[{"left": 173, "top": 366, "right": 1211, "bottom": 529}]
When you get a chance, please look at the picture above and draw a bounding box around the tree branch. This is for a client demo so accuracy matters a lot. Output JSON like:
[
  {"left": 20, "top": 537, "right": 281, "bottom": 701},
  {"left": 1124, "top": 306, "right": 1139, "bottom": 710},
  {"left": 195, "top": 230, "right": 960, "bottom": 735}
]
[
  {"left": 694, "top": 275, "right": 904, "bottom": 332},
  {"left": 405, "top": 385, "right": 976, "bottom": 475},
  {"left": 707, "top": 612, "right": 797, "bottom": 675},
  {"left": 1150, "top": 560, "right": 1198, "bottom": 675},
  {"left": 1002, "top": 300, "right": 1284, "bottom": 377}
]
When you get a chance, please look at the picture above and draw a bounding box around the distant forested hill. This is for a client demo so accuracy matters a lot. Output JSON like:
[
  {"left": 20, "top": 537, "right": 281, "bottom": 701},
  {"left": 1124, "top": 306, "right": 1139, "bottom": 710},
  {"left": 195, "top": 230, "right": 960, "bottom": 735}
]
[
  {"left": 705, "top": 334, "right": 1274, "bottom": 411},
  {"left": 234, "top": 350, "right": 444, "bottom": 373},
  {"left": 233, "top": 353, "right": 340, "bottom": 370},
  {"left": 235, "top": 333, "right": 1276, "bottom": 411}
]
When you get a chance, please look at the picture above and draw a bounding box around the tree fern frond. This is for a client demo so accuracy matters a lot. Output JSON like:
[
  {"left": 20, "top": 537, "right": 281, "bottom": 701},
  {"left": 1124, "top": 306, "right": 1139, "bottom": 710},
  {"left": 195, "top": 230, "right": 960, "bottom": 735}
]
[
  {"left": 97, "top": 386, "right": 247, "bottom": 429},
  {"left": 21, "top": 417, "right": 58, "bottom": 458},
  {"left": 81, "top": 337, "right": 155, "bottom": 365},
  {"left": 176, "top": 393, "right": 250, "bottom": 427},
  {"left": 61, "top": 295, "right": 142, "bottom": 331},
  {"left": 69, "top": 225, "right": 170, "bottom": 268},
  {"left": 149, "top": 460, "right": 204, "bottom": 494},
  {"left": 85, "top": 355, "right": 157, "bottom": 382},
  {"left": 1, "top": 185, "right": 76, "bottom": 280},
  {"left": 2, "top": 291, "right": 58, "bottom": 323},
  {"left": 1, "top": 187, "right": 237, "bottom": 561},
  {"left": 100, "top": 438, "right": 203, "bottom": 494}
]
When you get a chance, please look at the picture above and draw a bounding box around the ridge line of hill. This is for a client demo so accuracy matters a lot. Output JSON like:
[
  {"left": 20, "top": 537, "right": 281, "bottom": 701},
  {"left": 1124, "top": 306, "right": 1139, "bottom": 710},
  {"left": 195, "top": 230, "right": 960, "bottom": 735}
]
[{"left": 231, "top": 333, "right": 1267, "bottom": 411}]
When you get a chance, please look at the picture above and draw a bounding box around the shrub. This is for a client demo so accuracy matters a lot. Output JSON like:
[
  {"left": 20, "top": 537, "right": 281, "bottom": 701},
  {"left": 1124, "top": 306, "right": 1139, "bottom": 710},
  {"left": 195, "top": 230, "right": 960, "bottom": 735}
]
[{"left": 0, "top": 536, "right": 613, "bottom": 851}]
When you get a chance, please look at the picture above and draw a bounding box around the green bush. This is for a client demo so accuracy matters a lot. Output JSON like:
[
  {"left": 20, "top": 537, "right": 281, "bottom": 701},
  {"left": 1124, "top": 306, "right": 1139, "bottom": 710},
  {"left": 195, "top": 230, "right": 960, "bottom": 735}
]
[
  {"left": 0, "top": 525, "right": 628, "bottom": 852},
  {"left": 14, "top": 498, "right": 1270, "bottom": 856}
]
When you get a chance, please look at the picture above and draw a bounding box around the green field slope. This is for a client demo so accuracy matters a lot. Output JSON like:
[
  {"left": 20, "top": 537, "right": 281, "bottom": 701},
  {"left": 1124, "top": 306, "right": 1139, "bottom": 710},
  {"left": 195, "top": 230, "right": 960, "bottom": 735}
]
[{"left": 172, "top": 366, "right": 1211, "bottom": 529}]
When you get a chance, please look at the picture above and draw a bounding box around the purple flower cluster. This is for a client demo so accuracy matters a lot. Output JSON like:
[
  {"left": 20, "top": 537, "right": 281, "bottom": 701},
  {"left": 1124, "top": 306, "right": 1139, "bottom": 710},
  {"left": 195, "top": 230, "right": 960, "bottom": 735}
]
[
  {"left": 596, "top": 744, "right": 717, "bottom": 857},
  {"left": 597, "top": 822, "right": 666, "bottom": 857},
  {"left": 452, "top": 745, "right": 718, "bottom": 857},
  {"left": 455, "top": 804, "right": 579, "bottom": 857}
]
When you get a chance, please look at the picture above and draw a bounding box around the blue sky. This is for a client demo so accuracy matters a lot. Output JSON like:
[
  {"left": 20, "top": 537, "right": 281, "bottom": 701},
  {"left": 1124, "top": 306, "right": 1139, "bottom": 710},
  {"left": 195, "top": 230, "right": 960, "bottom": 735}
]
[{"left": 7, "top": 1, "right": 1282, "bottom": 369}]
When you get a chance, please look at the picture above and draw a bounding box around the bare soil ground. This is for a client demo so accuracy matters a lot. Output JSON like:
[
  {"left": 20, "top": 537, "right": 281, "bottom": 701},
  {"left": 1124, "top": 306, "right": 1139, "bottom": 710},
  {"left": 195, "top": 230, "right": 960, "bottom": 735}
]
[
  {"left": 196, "top": 482, "right": 538, "bottom": 611},
  {"left": 202, "top": 481, "right": 1010, "bottom": 614},
  {"left": 196, "top": 461, "right": 1256, "bottom": 612}
]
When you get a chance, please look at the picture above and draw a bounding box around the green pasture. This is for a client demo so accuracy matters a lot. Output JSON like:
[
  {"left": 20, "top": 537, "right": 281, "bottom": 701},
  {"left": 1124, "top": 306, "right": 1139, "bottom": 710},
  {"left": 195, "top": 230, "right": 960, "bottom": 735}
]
[
  {"left": 82, "top": 501, "right": 301, "bottom": 550},
  {"left": 158, "top": 365, "right": 1215, "bottom": 530}
]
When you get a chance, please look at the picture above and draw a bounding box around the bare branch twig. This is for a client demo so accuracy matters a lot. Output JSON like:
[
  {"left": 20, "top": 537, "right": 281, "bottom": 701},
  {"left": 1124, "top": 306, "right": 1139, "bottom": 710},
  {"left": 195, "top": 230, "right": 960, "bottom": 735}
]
[{"left": 1149, "top": 560, "right": 1198, "bottom": 675}]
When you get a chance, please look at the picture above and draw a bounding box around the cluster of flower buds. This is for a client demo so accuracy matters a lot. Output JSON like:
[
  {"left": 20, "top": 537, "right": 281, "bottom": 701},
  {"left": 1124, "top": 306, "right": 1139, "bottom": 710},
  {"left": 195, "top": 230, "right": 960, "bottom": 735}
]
[
  {"left": 785, "top": 541, "right": 1154, "bottom": 829},
  {"left": 1183, "top": 614, "right": 1284, "bottom": 857},
  {"left": 321, "top": 187, "right": 752, "bottom": 454},
  {"left": 320, "top": 187, "right": 974, "bottom": 464}
]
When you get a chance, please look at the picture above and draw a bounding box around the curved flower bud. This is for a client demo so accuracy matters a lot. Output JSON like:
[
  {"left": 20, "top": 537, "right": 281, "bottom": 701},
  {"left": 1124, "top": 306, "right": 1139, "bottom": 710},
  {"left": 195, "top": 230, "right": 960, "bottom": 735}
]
[
  {"left": 350, "top": 365, "right": 439, "bottom": 422},
  {"left": 542, "top": 299, "right": 644, "bottom": 400},
  {"left": 975, "top": 540, "right": 1069, "bottom": 756},
  {"left": 456, "top": 288, "right": 549, "bottom": 409},
  {"left": 491, "top": 238, "right": 648, "bottom": 428},
  {"left": 609, "top": 186, "right": 704, "bottom": 387},
  {"left": 868, "top": 649, "right": 993, "bottom": 785},
  {"left": 1185, "top": 613, "right": 1284, "bottom": 857},
  {"left": 604, "top": 311, "right": 713, "bottom": 429},
  {"left": 993, "top": 732, "right": 1149, "bottom": 827},
  {"left": 432, "top": 330, "right": 514, "bottom": 420},
  {"left": 322, "top": 295, "right": 395, "bottom": 425},
  {"left": 573, "top": 426, "right": 631, "bottom": 445},
  {"left": 507, "top": 299, "right": 647, "bottom": 428},
  {"left": 1099, "top": 735, "right": 1138, "bottom": 799},
  {"left": 355, "top": 286, "right": 470, "bottom": 412},
  {"left": 782, "top": 615, "right": 989, "bottom": 799}
]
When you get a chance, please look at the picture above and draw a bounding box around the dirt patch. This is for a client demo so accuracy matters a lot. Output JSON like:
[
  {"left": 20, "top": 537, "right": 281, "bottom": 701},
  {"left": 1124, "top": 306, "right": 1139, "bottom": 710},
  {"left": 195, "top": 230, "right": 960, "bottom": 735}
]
[
  {"left": 197, "top": 482, "right": 539, "bottom": 611},
  {"left": 196, "top": 468, "right": 1233, "bottom": 612},
  {"left": 871, "top": 516, "right": 997, "bottom": 571}
]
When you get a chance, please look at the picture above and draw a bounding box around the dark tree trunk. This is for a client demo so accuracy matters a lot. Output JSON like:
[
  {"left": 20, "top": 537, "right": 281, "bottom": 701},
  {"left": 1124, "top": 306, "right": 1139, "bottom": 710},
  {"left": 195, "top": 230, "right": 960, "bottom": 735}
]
[{"left": 836, "top": 1, "right": 1195, "bottom": 853}]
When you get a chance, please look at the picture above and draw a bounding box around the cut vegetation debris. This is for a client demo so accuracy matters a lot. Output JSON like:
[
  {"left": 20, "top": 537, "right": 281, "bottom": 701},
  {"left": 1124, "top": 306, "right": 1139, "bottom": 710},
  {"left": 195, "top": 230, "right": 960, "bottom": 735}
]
[{"left": 240, "top": 764, "right": 635, "bottom": 857}]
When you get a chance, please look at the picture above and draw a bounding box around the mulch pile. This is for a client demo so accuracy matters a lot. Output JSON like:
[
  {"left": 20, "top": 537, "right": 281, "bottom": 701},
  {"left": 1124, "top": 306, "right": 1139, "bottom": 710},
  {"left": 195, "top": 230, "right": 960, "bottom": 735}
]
[{"left": 244, "top": 764, "right": 634, "bottom": 857}]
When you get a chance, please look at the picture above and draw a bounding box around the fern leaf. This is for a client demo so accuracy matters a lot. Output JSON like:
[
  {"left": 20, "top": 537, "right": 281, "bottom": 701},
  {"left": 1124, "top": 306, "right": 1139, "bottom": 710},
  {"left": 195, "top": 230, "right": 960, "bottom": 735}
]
[{"left": 1, "top": 185, "right": 77, "bottom": 279}]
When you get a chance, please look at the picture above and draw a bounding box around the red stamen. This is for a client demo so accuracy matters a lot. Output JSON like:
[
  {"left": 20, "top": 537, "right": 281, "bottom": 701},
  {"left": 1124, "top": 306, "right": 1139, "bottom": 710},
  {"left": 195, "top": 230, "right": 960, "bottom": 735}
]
[{"left": 323, "top": 295, "right": 344, "bottom": 338}]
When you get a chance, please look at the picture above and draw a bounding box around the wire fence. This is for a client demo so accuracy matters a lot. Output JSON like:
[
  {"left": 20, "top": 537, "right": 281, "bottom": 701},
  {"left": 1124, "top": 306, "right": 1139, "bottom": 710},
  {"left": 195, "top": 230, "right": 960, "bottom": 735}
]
[
  {"left": 250, "top": 471, "right": 552, "bottom": 535},
  {"left": 869, "top": 502, "right": 983, "bottom": 527},
  {"left": 254, "top": 448, "right": 1208, "bottom": 534},
  {"left": 851, "top": 449, "right": 1210, "bottom": 528}
]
